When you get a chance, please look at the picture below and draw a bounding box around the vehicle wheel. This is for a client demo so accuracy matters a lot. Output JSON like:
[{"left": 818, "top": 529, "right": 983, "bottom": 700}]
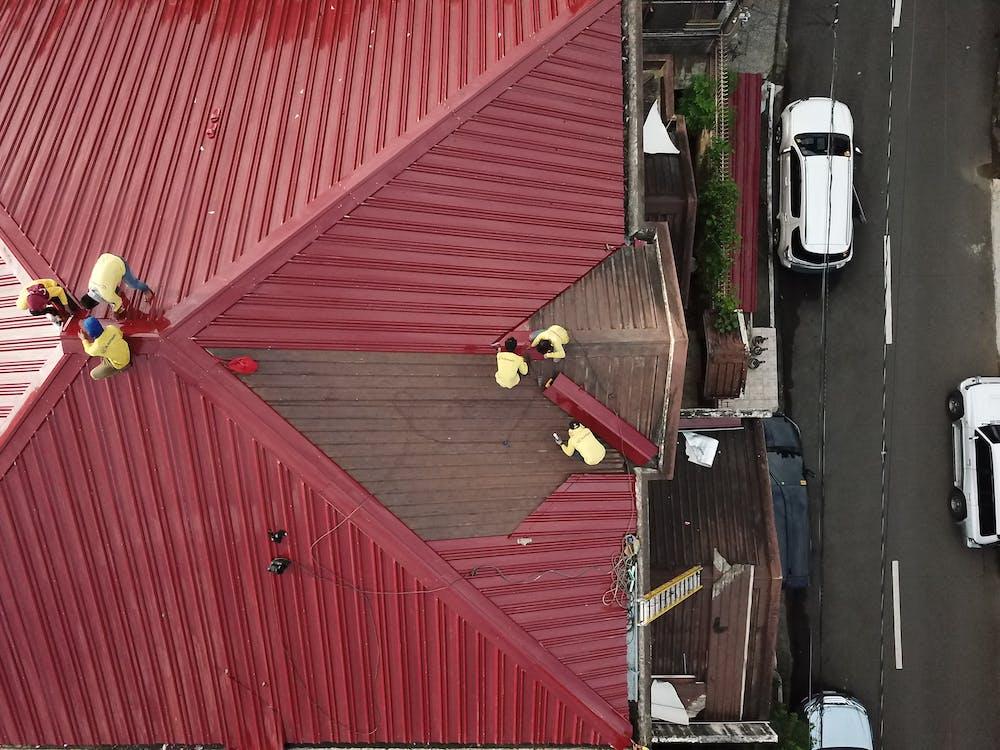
[
  {"left": 946, "top": 390, "right": 964, "bottom": 420},
  {"left": 949, "top": 488, "right": 967, "bottom": 522}
]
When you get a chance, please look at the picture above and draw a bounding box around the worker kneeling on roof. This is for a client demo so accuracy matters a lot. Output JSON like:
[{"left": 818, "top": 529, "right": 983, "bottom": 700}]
[
  {"left": 555, "top": 420, "right": 606, "bottom": 465},
  {"left": 79, "top": 317, "right": 131, "bottom": 381},
  {"left": 495, "top": 337, "right": 528, "bottom": 388},
  {"left": 531, "top": 324, "right": 570, "bottom": 361},
  {"left": 17, "top": 278, "right": 76, "bottom": 324}
]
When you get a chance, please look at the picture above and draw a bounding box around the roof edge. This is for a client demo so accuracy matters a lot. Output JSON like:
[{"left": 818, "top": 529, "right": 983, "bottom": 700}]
[
  {"left": 165, "top": 0, "right": 624, "bottom": 343},
  {"left": 160, "top": 338, "right": 633, "bottom": 746},
  {"left": 0, "top": 352, "right": 86, "bottom": 479},
  {"left": 0, "top": 204, "right": 58, "bottom": 280}
]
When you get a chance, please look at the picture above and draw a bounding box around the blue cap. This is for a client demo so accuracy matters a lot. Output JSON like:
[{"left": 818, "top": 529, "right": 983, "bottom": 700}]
[{"left": 81, "top": 316, "right": 104, "bottom": 339}]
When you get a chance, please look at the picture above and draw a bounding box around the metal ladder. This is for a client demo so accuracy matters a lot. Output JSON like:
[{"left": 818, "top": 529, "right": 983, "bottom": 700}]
[{"left": 637, "top": 565, "right": 703, "bottom": 626}]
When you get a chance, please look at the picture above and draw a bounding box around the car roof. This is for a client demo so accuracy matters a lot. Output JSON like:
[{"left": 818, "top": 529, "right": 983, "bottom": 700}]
[
  {"left": 805, "top": 695, "right": 874, "bottom": 750},
  {"left": 788, "top": 97, "right": 854, "bottom": 137},
  {"left": 802, "top": 156, "right": 853, "bottom": 249}
]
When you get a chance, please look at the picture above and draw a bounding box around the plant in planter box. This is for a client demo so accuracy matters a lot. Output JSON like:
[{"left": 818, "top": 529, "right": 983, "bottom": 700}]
[{"left": 695, "top": 138, "right": 742, "bottom": 333}]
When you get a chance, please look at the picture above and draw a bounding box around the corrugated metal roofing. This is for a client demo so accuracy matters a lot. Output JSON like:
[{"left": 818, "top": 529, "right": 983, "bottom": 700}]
[
  {"left": 0, "top": 247, "right": 61, "bottom": 434},
  {"left": 211, "top": 348, "right": 624, "bottom": 540},
  {"left": 646, "top": 422, "right": 780, "bottom": 721},
  {"left": 528, "top": 242, "right": 679, "bottom": 447},
  {"left": 0, "top": 1, "right": 636, "bottom": 747},
  {"left": 0, "top": 0, "right": 617, "bottom": 313},
  {"left": 0, "top": 348, "right": 631, "bottom": 748},
  {"left": 432, "top": 474, "right": 637, "bottom": 714},
  {"left": 194, "top": 4, "right": 624, "bottom": 352},
  {"left": 729, "top": 73, "right": 763, "bottom": 312}
]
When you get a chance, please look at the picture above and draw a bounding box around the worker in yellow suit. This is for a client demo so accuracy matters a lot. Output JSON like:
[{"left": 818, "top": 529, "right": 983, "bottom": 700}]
[
  {"left": 79, "top": 317, "right": 132, "bottom": 380},
  {"left": 80, "top": 253, "right": 153, "bottom": 316},
  {"left": 495, "top": 337, "right": 528, "bottom": 388},
  {"left": 531, "top": 324, "right": 570, "bottom": 360},
  {"left": 554, "top": 421, "right": 606, "bottom": 465},
  {"left": 16, "top": 279, "right": 75, "bottom": 322}
]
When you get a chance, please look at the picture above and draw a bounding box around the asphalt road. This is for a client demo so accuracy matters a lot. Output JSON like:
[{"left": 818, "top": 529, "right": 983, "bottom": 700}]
[{"left": 778, "top": 2, "right": 1000, "bottom": 748}]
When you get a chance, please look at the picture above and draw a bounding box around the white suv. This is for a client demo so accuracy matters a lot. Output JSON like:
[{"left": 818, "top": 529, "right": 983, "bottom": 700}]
[
  {"left": 948, "top": 377, "right": 1000, "bottom": 547},
  {"left": 775, "top": 97, "right": 855, "bottom": 272}
]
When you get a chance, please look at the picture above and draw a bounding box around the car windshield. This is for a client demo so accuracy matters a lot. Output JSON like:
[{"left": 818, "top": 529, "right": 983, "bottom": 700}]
[{"left": 795, "top": 132, "right": 851, "bottom": 157}]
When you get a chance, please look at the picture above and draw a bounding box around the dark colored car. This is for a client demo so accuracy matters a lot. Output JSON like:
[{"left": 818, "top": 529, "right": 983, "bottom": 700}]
[{"left": 764, "top": 415, "right": 809, "bottom": 589}]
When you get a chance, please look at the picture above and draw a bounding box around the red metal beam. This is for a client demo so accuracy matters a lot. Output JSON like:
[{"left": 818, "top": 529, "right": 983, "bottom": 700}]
[{"left": 543, "top": 373, "right": 658, "bottom": 466}]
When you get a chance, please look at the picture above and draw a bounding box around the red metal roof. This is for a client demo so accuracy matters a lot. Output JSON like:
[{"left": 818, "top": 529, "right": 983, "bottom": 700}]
[
  {"left": 432, "top": 474, "right": 637, "bottom": 715},
  {"left": 0, "top": 344, "right": 631, "bottom": 748},
  {"left": 729, "top": 73, "right": 763, "bottom": 312},
  {"left": 0, "top": 1, "right": 634, "bottom": 748},
  {"left": 191, "top": 5, "right": 625, "bottom": 352}
]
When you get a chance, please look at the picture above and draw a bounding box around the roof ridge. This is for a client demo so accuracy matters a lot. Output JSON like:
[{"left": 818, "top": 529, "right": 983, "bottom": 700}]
[
  {"left": 0, "top": 352, "right": 85, "bottom": 478},
  {"left": 0, "top": 203, "right": 58, "bottom": 280},
  {"left": 164, "top": 0, "right": 623, "bottom": 343},
  {"left": 160, "top": 336, "right": 632, "bottom": 746}
]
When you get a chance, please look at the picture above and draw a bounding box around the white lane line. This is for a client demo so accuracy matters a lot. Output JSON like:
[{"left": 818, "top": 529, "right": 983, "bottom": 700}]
[
  {"left": 884, "top": 234, "right": 893, "bottom": 345},
  {"left": 892, "top": 0, "right": 903, "bottom": 28},
  {"left": 892, "top": 560, "right": 903, "bottom": 669}
]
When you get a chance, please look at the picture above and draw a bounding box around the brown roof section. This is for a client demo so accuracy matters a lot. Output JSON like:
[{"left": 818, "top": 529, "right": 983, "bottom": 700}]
[
  {"left": 214, "top": 349, "right": 624, "bottom": 540},
  {"left": 646, "top": 421, "right": 781, "bottom": 720},
  {"left": 528, "top": 241, "right": 686, "bottom": 475}
]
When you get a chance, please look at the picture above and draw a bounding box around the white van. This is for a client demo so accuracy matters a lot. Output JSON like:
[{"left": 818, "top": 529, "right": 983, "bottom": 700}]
[
  {"left": 775, "top": 98, "right": 855, "bottom": 272},
  {"left": 948, "top": 377, "right": 1000, "bottom": 547}
]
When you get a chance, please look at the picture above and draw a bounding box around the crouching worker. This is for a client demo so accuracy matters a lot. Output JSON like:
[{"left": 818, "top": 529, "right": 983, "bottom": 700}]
[
  {"left": 554, "top": 420, "right": 606, "bottom": 465},
  {"left": 80, "top": 253, "right": 154, "bottom": 318},
  {"left": 16, "top": 279, "right": 76, "bottom": 323},
  {"left": 79, "top": 317, "right": 131, "bottom": 381},
  {"left": 531, "top": 324, "right": 570, "bottom": 360},
  {"left": 495, "top": 337, "right": 528, "bottom": 388}
]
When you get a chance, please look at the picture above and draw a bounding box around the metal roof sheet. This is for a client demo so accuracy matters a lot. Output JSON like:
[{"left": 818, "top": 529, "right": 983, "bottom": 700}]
[
  {"left": 432, "top": 474, "right": 637, "bottom": 715},
  {"left": 729, "top": 73, "right": 763, "bottom": 312},
  {"left": 646, "top": 422, "right": 781, "bottom": 721},
  {"left": 0, "top": 1, "right": 635, "bottom": 747},
  {"left": 0, "top": 0, "right": 615, "bottom": 313},
  {"left": 210, "top": 347, "right": 625, "bottom": 540},
  {"left": 192, "top": 5, "right": 625, "bottom": 351},
  {"left": 0, "top": 347, "right": 631, "bottom": 748}
]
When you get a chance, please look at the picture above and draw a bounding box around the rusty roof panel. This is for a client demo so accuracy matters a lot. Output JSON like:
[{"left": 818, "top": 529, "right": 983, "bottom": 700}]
[
  {"left": 432, "top": 474, "right": 636, "bottom": 716},
  {"left": 0, "top": 353, "right": 631, "bottom": 748},
  {"left": 529, "top": 242, "right": 684, "bottom": 463},
  {"left": 647, "top": 422, "right": 780, "bottom": 720},
  {"left": 213, "top": 348, "right": 626, "bottom": 541},
  {"left": 0, "top": 0, "right": 605, "bottom": 311},
  {"left": 0, "top": 249, "right": 61, "bottom": 434},
  {"left": 196, "top": 5, "right": 624, "bottom": 352}
]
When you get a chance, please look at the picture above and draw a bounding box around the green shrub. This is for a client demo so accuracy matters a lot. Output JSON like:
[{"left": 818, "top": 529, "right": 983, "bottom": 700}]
[
  {"left": 770, "top": 703, "right": 811, "bottom": 750},
  {"left": 695, "top": 137, "right": 742, "bottom": 333},
  {"left": 677, "top": 73, "right": 717, "bottom": 133}
]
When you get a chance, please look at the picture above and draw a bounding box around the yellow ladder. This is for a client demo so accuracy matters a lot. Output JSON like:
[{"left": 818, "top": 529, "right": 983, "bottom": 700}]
[{"left": 637, "top": 565, "right": 703, "bottom": 626}]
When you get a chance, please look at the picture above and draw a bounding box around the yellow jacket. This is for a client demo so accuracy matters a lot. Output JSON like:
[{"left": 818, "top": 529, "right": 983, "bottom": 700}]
[
  {"left": 16, "top": 279, "right": 68, "bottom": 309},
  {"left": 88, "top": 253, "right": 127, "bottom": 311},
  {"left": 83, "top": 325, "right": 131, "bottom": 370},
  {"left": 561, "top": 425, "right": 606, "bottom": 465},
  {"left": 495, "top": 351, "right": 528, "bottom": 388},
  {"left": 531, "top": 325, "right": 570, "bottom": 360}
]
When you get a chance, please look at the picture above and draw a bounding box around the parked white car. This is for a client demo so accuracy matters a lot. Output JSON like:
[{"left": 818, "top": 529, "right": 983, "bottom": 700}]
[
  {"left": 948, "top": 377, "right": 1000, "bottom": 547},
  {"left": 802, "top": 692, "right": 874, "bottom": 750},
  {"left": 775, "top": 97, "right": 855, "bottom": 271}
]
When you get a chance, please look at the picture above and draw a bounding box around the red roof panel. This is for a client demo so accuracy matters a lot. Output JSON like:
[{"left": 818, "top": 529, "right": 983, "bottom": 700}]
[
  {"left": 0, "top": 1, "right": 634, "bottom": 747},
  {"left": 728, "top": 73, "right": 763, "bottom": 312},
  {"left": 0, "top": 347, "right": 631, "bottom": 748},
  {"left": 195, "top": 6, "right": 625, "bottom": 352},
  {"left": 432, "top": 474, "right": 637, "bottom": 714},
  {"left": 0, "top": 0, "right": 607, "bottom": 310}
]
